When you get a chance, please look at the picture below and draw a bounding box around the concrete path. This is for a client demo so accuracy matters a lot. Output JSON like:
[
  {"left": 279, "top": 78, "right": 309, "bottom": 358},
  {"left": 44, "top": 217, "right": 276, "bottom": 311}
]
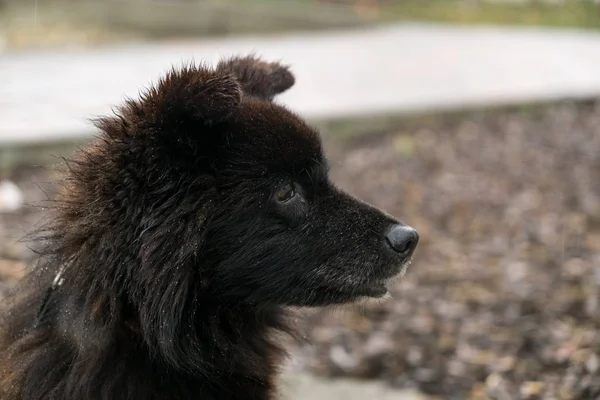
[
  {"left": 280, "top": 373, "right": 426, "bottom": 400},
  {"left": 3, "top": 23, "right": 600, "bottom": 146}
]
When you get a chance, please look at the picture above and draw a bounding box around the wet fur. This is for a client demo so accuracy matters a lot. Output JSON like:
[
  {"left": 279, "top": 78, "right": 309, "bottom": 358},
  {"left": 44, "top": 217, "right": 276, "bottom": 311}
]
[{"left": 0, "top": 55, "right": 411, "bottom": 400}]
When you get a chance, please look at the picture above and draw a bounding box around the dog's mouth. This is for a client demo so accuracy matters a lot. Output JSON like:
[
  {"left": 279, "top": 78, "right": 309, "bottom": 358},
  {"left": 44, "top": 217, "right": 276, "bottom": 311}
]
[{"left": 359, "top": 258, "right": 412, "bottom": 298}]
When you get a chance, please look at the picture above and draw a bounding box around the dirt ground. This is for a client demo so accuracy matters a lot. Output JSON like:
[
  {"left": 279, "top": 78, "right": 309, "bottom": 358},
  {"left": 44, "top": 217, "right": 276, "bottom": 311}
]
[{"left": 2, "top": 101, "right": 600, "bottom": 399}]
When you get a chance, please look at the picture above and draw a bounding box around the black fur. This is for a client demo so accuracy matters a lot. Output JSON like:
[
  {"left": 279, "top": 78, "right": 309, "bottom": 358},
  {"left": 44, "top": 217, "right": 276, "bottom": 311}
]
[{"left": 0, "top": 55, "right": 417, "bottom": 400}]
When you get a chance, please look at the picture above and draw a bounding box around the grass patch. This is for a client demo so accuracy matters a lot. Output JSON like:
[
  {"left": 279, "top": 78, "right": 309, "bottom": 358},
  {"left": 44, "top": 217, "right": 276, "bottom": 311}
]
[
  {"left": 222, "top": 0, "right": 600, "bottom": 30},
  {"left": 376, "top": 0, "right": 600, "bottom": 30}
]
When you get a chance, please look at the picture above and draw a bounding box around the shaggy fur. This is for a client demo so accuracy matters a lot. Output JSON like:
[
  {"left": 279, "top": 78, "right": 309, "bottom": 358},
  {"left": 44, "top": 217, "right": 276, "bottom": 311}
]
[{"left": 0, "top": 55, "right": 417, "bottom": 400}]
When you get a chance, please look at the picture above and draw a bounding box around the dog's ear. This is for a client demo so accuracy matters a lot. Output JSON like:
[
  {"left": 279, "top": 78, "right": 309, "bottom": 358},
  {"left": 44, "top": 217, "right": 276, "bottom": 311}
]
[
  {"left": 95, "top": 63, "right": 241, "bottom": 156},
  {"left": 217, "top": 55, "right": 295, "bottom": 101},
  {"left": 141, "top": 64, "right": 242, "bottom": 126}
]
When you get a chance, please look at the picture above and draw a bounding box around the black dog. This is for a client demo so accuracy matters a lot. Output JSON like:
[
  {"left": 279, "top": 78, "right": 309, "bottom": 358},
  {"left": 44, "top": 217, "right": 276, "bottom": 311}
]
[{"left": 0, "top": 56, "right": 418, "bottom": 400}]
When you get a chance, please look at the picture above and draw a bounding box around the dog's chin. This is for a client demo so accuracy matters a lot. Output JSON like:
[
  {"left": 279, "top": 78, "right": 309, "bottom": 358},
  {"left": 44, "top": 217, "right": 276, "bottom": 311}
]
[{"left": 293, "top": 259, "right": 413, "bottom": 307}]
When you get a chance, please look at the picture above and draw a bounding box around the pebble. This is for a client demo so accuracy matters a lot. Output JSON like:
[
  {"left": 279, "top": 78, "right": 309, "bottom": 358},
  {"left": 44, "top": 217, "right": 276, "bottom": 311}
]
[{"left": 0, "top": 180, "right": 24, "bottom": 213}]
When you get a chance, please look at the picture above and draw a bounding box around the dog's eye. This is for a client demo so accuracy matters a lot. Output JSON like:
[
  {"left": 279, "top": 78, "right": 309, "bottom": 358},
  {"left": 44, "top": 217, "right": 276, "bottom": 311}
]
[{"left": 275, "top": 184, "right": 296, "bottom": 203}]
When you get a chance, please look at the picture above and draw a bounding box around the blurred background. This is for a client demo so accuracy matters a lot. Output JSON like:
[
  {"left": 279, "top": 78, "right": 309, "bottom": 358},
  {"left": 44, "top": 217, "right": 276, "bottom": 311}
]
[{"left": 2, "top": 1, "right": 600, "bottom": 399}]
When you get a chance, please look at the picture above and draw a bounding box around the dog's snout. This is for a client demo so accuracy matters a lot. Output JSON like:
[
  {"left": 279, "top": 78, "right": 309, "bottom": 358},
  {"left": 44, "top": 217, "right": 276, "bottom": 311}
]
[{"left": 385, "top": 225, "right": 419, "bottom": 255}]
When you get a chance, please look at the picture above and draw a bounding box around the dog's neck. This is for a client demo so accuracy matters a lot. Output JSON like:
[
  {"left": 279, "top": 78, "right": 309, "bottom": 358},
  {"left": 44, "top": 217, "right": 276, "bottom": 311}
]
[{"left": 43, "top": 271, "right": 291, "bottom": 398}]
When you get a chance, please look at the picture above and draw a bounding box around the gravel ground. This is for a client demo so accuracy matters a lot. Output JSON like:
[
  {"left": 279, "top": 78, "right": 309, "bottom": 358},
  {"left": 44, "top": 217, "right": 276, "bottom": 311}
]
[{"left": 2, "top": 101, "right": 600, "bottom": 399}]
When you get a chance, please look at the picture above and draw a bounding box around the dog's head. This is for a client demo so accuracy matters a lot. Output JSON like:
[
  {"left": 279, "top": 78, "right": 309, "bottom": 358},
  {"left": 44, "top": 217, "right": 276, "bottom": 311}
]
[
  {"left": 84, "top": 56, "right": 418, "bottom": 311},
  {"left": 38, "top": 55, "right": 421, "bottom": 373}
]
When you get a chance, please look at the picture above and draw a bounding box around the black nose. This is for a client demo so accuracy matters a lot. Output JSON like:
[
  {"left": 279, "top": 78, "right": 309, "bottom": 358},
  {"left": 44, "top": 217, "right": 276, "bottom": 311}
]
[{"left": 385, "top": 225, "right": 419, "bottom": 255}]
